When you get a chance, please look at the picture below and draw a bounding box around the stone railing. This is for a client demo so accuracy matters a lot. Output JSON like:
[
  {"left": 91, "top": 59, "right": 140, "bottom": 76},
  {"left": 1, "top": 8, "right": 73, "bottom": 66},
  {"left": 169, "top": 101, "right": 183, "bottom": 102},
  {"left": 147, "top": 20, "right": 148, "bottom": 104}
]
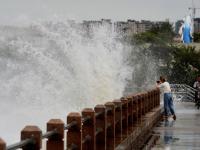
[{"left": 0, "top": 88, "right": 161, "bottom": 150}]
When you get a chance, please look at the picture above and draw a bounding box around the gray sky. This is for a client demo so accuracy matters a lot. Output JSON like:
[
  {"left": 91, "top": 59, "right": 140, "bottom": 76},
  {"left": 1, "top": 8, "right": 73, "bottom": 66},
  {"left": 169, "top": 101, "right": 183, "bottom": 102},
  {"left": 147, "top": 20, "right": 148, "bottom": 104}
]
[{"left": 0, "top": 0, "right": 200, "bottom": 25}]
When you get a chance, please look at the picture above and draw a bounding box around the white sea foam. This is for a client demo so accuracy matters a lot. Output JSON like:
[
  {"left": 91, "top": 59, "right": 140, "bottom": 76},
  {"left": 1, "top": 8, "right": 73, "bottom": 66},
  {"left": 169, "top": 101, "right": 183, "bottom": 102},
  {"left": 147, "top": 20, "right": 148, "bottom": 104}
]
[{"left": 0, "top": 19, "right": 157, "bottom": 144}]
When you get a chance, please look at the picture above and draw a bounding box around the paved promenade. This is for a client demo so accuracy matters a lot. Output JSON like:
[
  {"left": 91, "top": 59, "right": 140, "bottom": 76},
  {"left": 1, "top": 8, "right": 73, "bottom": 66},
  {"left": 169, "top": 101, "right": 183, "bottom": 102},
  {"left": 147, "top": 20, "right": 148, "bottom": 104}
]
[{"left": 151, "top": 101, "right": 200, "bottom": 150}]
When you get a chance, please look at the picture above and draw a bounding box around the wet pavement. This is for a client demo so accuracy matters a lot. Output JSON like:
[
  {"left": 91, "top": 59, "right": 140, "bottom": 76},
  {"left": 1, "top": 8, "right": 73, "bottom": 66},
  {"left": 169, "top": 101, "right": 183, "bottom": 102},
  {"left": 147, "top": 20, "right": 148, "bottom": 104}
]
[{"left": 151, "top": 102, "right": 200, "bottom": 150}]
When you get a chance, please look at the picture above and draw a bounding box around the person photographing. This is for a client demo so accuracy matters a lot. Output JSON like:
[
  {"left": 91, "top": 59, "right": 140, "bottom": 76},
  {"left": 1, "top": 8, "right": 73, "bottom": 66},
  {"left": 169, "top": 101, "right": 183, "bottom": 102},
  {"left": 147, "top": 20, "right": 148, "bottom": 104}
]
[{"left": 157, "top": 76, "right": 176, "bottom": 120}]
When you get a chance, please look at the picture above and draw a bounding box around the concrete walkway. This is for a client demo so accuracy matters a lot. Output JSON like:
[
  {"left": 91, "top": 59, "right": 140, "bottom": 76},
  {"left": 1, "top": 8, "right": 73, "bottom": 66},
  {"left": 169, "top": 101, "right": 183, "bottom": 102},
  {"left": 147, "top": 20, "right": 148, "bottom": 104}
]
[{"left": 151, "top": 101, "right": 200, "bottom": 150}]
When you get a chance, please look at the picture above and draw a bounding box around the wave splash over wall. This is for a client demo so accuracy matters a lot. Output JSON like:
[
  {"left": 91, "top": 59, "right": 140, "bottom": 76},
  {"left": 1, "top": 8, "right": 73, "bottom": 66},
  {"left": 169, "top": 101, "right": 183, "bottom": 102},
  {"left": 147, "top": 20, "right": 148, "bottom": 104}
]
[{"left": 0, "top": 20, "right": 133, "bottom": 143}]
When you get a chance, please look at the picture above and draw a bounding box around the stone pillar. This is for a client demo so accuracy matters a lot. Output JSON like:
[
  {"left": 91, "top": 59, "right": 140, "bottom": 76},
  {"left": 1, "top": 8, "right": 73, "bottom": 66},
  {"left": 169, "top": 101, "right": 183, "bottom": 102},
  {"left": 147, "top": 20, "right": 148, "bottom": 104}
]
[
  {"left": 155, "top": 89, "right": 158, "bottom": 108},
  {"left": 82, "top": 108, "right": 96, "bottom": 150},
  {"left": 105, "top": 102, "right": 115, "bottom": 150},
  {"left": 148, "top": 91, "right": 151, "bottom": 110},
  {"left": 67, "top": 112, "right": 82, "bottom": 150},
  {"left": 137, "top": 94, "right": 142, "bottom": 124},
  {"left": 95, "top": 105, "right": 106, "bottom": 150},
  {"left": 121, "top": 97, "right": 128, "bottom": 138},
  {"left": 113, "top": 99, "right": 122, "bottom": 145},
  {"left": 0, "top": 138, "right": 6, "bottom": 150},
  {"left": 152, "top": 90, "right": 155, "bottom": 109},
  {"left": 141, "top": 93, "right": 145, "bottom": 115},
  {"left": 132, "top": 95, "right": 138, "bottom": 125},
  {"left": 144, "top": 92, "right": 148, "bottom": 114},
  {"left": 156, "top": 88, "right": 160, "bottom": 106},
  {"left": 47, "top": 119, "right": 64, "bottom": 150},
  {"left": 127, "top": 96, "right": 134, "bottom": 127},
  {"left": 152, "top": 90, "right": 155, "bottom": 108},
  {"left": 150, "top": 91, "right": 153, "bottom": 110},
  {"left": 21, "top": 126, "right": 42, "bottom": 150},
  {"left": 142, "top": 93, "right": 146, "bottom": 114}
]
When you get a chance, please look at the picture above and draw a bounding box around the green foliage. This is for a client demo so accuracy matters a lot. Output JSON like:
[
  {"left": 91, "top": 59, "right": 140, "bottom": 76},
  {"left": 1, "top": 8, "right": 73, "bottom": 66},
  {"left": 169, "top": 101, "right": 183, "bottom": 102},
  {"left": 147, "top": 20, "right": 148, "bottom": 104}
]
[
  {"left": 167, "top": 46, "right": 200, "bottom": 85},
  {"left": 131, "top": 22, "right": 176, "bottom": 81},
  {"left": 193, "top": 33, "right": 200, "bottom": 42},
  {"left": 128, "top": 21, "right": 200, "bottom": 87},
  {"left": 133, "top": 22, "right": 175, "bottom": 46}
]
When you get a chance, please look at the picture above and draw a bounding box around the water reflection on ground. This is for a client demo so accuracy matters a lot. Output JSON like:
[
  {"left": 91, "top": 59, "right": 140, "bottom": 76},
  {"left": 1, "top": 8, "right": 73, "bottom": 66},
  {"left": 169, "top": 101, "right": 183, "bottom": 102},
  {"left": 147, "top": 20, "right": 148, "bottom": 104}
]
[
  {"left": 150, "top": 102, "right": 200, "bottom": 150},
  {"left": 163, "top": 119, "right": 175, "bottom": 146}
]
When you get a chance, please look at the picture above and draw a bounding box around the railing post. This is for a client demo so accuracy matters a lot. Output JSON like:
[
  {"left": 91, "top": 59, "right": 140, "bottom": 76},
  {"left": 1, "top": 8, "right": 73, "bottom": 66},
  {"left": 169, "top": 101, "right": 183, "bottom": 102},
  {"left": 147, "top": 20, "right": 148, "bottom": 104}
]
[
  {"left": 147, "top": 91, "right": 150, "bottom": 112},
  {"left": 141, "top": 93, "right": 145, "bottom": 116},
  {"left": 137, "top": 94, "right": 142, "bottom": 124},
  {"left": 82, "top": 108, "right": 96, "bottom": 150},
  {"left": 132, "top": 95, "right": 138, "bottom": 124},
  {"left": 121, "top": 97, "right": 129, "bottom": 139},
  {"left": 95, "top": 105, "right": 106, "bottom": 150},
  {"left": 127, "top": 96, "right": 134, "bottom": 128},
  {"left": 154, "top": 89, "right": 157, "bottom": 108},
  {"left": 143, "top": 93, "right": 147, "bottom": 114},
  {"left": 151, "top": 90, "right": 154, "bottom": 110},
  {"left": 148, "top": 92, "right": 151, "bottom": 112},
  {"left": 47, "top": 119, "right": 64, "bottom": 150},
  {"left": 21, "top": 126, "right": 42, "bottom": 150},
  {"left": 155, "top": 89, "right": 158, "bottom": 107},
  {"left": 0, "top": 138, "right": 6, "bottom": 150},
  {"left": 153, "top": 90, "right": 155, "bottom": 108},
  {"left": 105, "top": 102, "right": 115, "bottom": 150},
  {"left": 157, "top": 88, "right": 160, "bottom": 106},
  {"left": 145, "top": 92, "right": 148, "bottom": 113},
  {"left": 148, "top": 91, "right": 152, "bottom": 110},
  {"left": 67, "top": 112, "right": 82, "bottom": 150},
  {"left": 113, "top": 99, "right": 122, "bottom": 145},
  {"left": 152, "top": 90, "right": 155, "bottom": 109}
]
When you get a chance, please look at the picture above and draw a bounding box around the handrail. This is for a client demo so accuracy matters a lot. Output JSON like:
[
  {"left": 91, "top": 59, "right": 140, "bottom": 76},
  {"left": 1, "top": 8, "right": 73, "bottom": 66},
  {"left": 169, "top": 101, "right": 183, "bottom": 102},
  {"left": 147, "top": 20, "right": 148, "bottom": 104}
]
[
  {"left": 6, "top": 138, "right": 34, "bottom": 150},
  {"left": 95, "top": 111, "right": 104, "bottom": 118},
  {"left": 184, "top": 84, "right": 197, "bottom": 91},
  {"left": 82, "top": 116, "right": 91, "bottom": 123},
  {"left": 64, "top": 121, "right": 77, "bottom": 130},
  {"left": 106, "top": 107, "right": 112, "bottom": 113},
  {"left": 42, "top": 130, "right": 57, "bottom": 139},
  {"left": 95, "top": 128, "right": 103, "bottom": 136},
  {"left": 67, "top": 143, "right": 78, "bottom": 150},
  {"left": 170, "top": 84, "right": 197, "bottom": 102},
  {"left": 82, "top": 135, "right": 91, "bottom": 144}
]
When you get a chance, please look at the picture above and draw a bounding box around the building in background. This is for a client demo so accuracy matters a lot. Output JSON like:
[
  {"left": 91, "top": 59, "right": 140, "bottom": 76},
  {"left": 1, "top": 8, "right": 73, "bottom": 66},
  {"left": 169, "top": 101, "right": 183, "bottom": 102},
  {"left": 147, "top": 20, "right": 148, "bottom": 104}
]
[
  {"left": 81, "top": 19, "right": 169, "bottom": 37},
  {"left": 194, "top": 18, "right": 200, "bottom": 33},
  {"left": 82, "top": 19, "right": 112, "bottom": 37},
  {"left": 114, "top": 19, "right": 164, "bottom": 35}
]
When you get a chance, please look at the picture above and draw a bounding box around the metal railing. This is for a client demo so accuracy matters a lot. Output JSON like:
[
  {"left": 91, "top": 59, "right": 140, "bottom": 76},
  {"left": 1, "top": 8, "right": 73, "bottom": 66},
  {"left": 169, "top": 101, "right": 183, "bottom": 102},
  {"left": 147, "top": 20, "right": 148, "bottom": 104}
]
[
  {"left": 170, "top": 84, "right": 197, "bottom": 102},
  {"left": 6, "top": 138, "right": 35, "bottom": 150}
]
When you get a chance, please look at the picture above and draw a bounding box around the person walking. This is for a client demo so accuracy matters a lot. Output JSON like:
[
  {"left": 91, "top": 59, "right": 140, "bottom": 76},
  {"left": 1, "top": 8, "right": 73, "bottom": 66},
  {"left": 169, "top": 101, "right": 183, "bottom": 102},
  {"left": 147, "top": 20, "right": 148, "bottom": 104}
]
[{"left": 157, "top": 76, "right": 176, "bottom": 120}]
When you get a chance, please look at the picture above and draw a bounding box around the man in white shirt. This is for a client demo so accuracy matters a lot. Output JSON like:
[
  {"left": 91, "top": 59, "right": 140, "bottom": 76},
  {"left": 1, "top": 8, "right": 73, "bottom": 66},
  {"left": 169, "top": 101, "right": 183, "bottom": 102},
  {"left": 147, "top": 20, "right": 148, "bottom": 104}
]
[{"left": 157, "top": 76, "right": 176, "bottom": 120}]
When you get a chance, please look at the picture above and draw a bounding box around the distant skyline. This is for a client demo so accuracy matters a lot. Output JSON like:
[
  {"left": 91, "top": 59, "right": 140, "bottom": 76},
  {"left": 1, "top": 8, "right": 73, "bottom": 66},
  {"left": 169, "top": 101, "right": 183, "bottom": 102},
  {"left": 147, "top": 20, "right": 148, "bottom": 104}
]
[{"left": 0, "top": 0, "right": 200, "bottom": 25}]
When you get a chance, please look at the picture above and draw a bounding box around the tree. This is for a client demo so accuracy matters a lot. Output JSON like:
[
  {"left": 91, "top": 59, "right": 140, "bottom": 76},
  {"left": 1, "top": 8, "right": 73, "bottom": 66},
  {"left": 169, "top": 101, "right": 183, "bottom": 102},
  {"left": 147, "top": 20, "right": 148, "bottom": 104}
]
[
  {"left": 193, "top": 33, "right": 200, "bottom": 42},
  {"left": 133, "top": 22, "right": 175, "bottom": 46},
  {"left": 167, "top": 46, "right": 200, "bottom": 85},
  {"left": 128, "top": 21, "right": 200, "bottom": 86}
]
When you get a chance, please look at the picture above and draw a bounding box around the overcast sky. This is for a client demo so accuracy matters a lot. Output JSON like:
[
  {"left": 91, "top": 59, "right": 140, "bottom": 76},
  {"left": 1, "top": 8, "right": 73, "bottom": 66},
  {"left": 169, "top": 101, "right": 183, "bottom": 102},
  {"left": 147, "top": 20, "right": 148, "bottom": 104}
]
[{"left": 0, "top": 0, "right": 200, "bottom": 25}]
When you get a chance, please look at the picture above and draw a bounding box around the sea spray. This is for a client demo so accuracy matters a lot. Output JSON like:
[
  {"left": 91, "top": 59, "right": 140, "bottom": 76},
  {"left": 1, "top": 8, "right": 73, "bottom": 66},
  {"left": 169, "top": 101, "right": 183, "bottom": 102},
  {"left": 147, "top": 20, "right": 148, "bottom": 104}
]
[
  {"left": 0, "top": 20, "right": 133, "bottom": 143},
  {"left": 0, "top": 19, "right": 158, "bottom": 144}
]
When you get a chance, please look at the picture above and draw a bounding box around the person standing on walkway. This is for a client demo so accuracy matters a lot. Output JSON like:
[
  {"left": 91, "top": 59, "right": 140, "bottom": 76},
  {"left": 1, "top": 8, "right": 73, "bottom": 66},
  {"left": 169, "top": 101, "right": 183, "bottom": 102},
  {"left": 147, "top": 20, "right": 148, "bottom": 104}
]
[
  {"left": 157, "top": 76, "right": 176, "bottom": 120},
  {"left": 193, "top": 76, "right": 200, "bottom": 104}
]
